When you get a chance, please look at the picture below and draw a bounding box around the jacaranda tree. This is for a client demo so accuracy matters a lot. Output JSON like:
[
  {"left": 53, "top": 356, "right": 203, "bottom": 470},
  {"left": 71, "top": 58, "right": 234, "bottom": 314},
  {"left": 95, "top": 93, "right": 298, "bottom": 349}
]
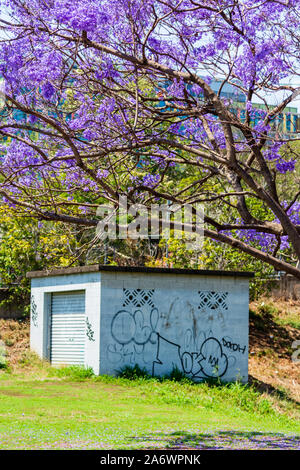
[{"left": 0, "top": 0, "right": 300, "bottom": 277}]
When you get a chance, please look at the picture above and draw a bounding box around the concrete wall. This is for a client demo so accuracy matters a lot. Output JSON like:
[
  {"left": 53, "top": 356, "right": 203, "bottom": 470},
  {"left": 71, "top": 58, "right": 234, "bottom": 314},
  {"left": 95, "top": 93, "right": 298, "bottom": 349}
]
[
  {"left": 30, "top": 269, "right": 249, "bottom": 382},
  {"left": 30, "top": 271, "right": 101, "bottom": 374},
  {"left": 100, "top": 272, "right": 249, "bottom": 382}
]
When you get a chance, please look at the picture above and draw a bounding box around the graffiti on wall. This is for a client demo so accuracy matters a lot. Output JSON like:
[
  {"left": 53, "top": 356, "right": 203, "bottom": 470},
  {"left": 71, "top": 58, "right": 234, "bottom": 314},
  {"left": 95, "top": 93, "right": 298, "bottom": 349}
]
[
  {"left": 31, "top": 295, "right": 38, "bottom": 327},
  {"left": 106, "top": 288, "right": 245, "bottom": 379},
  {"left": 107, "top": 288, "right": 159, "bottom": 367},
  {"left": 86, "top": 317, "right": 95, "bottom": 342}
]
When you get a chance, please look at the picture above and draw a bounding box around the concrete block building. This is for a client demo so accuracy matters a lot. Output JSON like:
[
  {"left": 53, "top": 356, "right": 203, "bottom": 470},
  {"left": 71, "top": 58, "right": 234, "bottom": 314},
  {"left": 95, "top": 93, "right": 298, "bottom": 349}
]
[{"left": 27, "top": 265, "right": 253, "bottom": 382}]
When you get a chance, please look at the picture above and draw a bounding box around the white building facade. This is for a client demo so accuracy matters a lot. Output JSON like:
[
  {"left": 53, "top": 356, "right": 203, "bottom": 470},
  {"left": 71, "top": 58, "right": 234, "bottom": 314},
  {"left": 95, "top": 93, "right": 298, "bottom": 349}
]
[{"left": 28, "top": 265, "right": 253, "bottom": 382}]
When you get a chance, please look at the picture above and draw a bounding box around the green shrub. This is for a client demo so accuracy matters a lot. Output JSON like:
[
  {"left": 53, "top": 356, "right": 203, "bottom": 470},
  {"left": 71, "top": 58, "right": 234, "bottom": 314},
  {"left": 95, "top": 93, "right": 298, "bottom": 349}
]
[
  {"left": 18, "top": 350, "right": 47, "bottom": 368},
  {"left": 118, "top": 365, "right": 195, "bottom": 382},
  {"left": 0, "top": 343, "right": 8, "bottom": 370},
  {"left": 163, "top": 366, "right": 192, "bottom": 383},
  {"left": 117, "top": 364, "right": 151, "bottom": 380},
  {"left": 0, "top": 358, "right": 8, "bottom": 369},
  {"left": 257, "top": 302, "right": 279, "bottom": 316}
]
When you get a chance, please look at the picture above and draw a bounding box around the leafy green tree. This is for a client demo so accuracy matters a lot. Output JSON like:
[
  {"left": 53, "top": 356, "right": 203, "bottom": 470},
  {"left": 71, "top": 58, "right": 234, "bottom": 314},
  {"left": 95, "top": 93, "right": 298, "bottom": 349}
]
[{"left": 0, "top": 205, "right": 78, "bottom": 314}]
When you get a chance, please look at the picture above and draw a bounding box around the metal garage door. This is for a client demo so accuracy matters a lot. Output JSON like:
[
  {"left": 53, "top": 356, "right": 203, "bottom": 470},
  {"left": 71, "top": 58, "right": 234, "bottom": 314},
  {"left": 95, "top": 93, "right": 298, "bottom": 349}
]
[{"left": 50, "top": 291, "right": 86, "bottom": 366}]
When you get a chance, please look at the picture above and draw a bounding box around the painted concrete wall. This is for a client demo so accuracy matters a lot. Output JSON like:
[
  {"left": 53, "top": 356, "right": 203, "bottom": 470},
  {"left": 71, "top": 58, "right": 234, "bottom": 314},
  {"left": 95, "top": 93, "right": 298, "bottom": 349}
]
[
  {"left": 100, "top": 272, "right": 249, "bottom": 382},
  {"left": 30, "top": 272, "right": 101, "bottom": 374}
]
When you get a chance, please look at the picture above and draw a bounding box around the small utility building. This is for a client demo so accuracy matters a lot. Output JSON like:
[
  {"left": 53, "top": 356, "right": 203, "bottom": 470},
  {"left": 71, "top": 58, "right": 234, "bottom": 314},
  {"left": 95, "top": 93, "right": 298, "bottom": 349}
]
[{"left": 27, "top": 265, "right": 253, "bottom": 382}]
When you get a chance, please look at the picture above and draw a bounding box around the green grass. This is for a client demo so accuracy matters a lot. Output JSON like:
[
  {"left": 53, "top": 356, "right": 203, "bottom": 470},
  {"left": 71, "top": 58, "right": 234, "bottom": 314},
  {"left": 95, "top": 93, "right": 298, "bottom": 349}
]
[
  {"left": 253, "top": 300, "right": 300, "bottom": 330},
  {"left": 0, "top": 367, "right": 299, "bottom": 450},
  {"left": 276, "top": 316, "right": 300, "bottom": 330}
]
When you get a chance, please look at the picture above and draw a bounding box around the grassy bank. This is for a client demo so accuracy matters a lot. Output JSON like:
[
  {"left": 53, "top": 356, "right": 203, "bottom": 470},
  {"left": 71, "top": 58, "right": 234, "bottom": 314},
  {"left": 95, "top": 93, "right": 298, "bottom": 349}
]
[
  {"left": 0, "top": 365, "right": 299, "bottom": 450},
  {"left": 0, "top": 296, "right": 299, "bottom": 450}
]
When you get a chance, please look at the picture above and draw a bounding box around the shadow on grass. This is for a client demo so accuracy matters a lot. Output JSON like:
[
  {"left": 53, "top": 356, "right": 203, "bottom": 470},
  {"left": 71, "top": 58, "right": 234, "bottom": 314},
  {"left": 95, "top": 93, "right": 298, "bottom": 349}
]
[
  {"left": 126, "top": 430, "right": 300, "bottom": 450},
  {"left": 248, "top": 374, "right": 300, "bottom": 406}
]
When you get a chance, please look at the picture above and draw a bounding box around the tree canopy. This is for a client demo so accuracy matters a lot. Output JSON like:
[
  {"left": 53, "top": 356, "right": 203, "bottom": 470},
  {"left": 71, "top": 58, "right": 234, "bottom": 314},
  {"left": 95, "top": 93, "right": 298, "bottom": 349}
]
[{"left": 0, "top": 0, "right": 300, "bottom": 277}]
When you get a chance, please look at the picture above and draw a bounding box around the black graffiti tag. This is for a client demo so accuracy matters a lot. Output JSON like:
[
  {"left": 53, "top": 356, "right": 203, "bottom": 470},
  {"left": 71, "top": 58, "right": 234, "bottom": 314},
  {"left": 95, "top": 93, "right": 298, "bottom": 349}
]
[{"left": 222, "top": 337, "right": 246, "bottom": 354}]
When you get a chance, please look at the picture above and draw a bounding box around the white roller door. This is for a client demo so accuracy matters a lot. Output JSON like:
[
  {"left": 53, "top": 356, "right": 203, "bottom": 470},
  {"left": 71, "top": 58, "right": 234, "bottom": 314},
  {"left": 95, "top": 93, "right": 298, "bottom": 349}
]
[{"left": 50, "top": 291, "right": 86, "bottom": 366}]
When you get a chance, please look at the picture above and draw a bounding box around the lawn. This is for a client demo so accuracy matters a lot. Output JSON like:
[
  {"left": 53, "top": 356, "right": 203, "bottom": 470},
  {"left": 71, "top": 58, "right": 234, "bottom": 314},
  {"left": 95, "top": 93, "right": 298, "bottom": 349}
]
[{"left": 0, "top": 366, "right": 299, "bottom": 450}]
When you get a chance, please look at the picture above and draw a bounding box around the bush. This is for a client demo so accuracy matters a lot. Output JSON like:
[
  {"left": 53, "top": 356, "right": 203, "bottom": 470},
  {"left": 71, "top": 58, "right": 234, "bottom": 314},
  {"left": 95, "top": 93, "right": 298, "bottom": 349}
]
[
  {"left": 18, "top": 350, "right": 47, "bottom": 368},
  {"left": 257, "top": 301, "right": 279, "bottom": 316},
  {"left": 0, "top": 342, "right": 8, "bottom": 370},
  {"left": 4, "top": 338, "right": 14, "bottom": 347},
  {"left": 163, "top": 366, "right": 192, "bottom": 383},
  {"left": 117, "top": 364, "right": 151, "bottom": 380},
  {"left": 117, "top": 364, "right": 205, "bottom": 384},
  {"left": 117, "top": 364, "right": 196, "bottom": 382}
]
